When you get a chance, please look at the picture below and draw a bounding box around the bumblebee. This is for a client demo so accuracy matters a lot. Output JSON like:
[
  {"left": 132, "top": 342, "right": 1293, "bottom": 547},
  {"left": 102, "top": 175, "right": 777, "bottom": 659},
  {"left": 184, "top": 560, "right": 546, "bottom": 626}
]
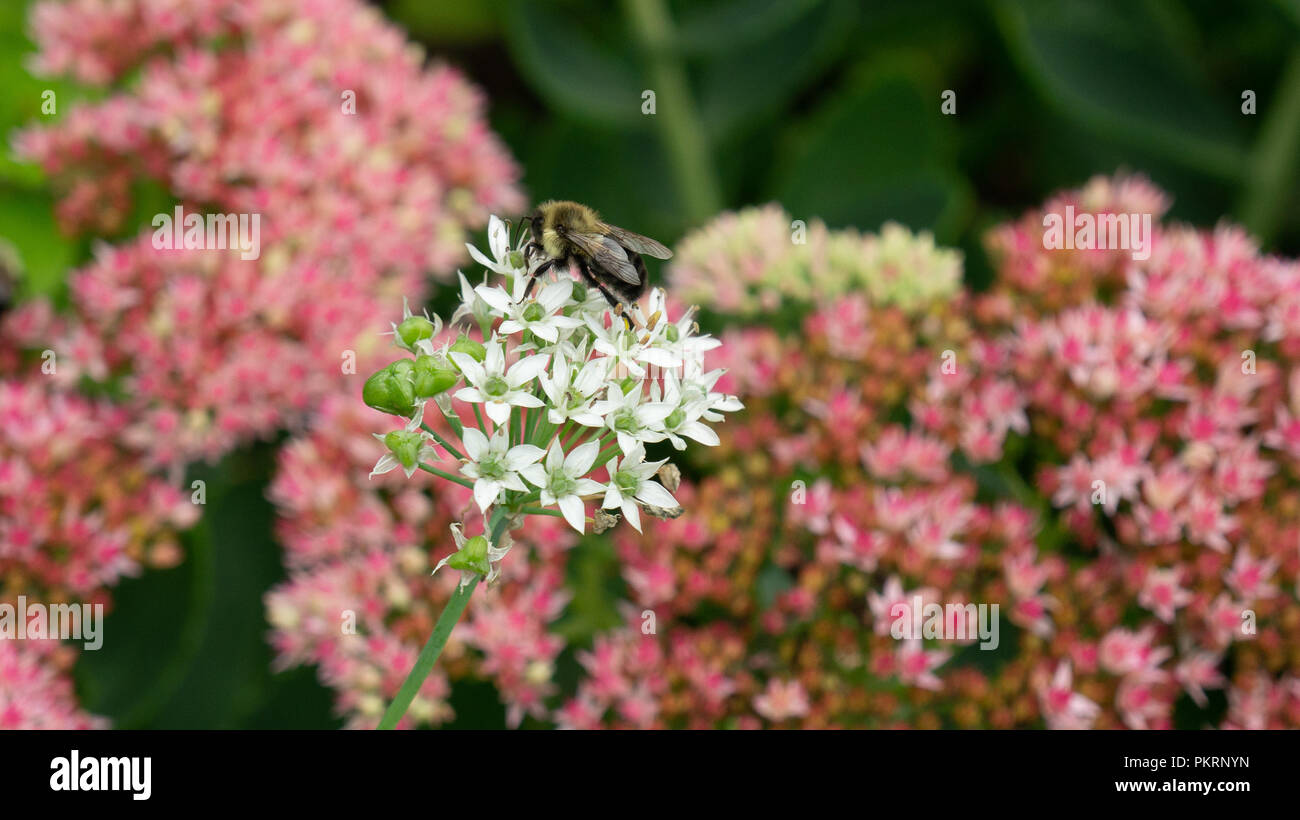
[{"left": 522, "top": 200, "right": 672, "bottom": 312}]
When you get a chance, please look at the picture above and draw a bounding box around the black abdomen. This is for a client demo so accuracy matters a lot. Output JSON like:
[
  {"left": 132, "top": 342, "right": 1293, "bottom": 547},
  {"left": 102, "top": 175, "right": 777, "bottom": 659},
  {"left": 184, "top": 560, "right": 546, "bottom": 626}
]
[{"left": 572, "top": 247, "right": 648, "bottom": 307}]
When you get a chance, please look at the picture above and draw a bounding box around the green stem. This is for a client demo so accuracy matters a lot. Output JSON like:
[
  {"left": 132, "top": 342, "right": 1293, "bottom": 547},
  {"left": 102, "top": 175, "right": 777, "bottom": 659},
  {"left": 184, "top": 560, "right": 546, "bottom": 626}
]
[
  {"left": 376, "top": 509, "right": 510, "bottom": 730},
  {"left": 418, "top": 462, "right": 474, "bottom": 489},
  {"left": 623, "top": 0, "right": 722, "bottom": 223},
  {"left": 1238, "top": 47, "right": 1300, "bottom": 242},
  {"left": 421, "top": 423, "right": 465, "bottom": 461},
  {"left": 473, "top": 403, "right": 487, "bottom": 435},
  {"left": 522, "top": 506, "right": 564, "bottom": 518},
  {"left": 376, "top": 575, "right": 479, "bottom": 729}
]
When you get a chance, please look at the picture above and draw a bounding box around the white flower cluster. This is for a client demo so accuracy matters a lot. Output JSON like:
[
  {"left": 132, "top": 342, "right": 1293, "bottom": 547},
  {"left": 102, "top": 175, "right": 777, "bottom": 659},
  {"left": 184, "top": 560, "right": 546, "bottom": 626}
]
[{"left": 366, "top": 215, "right": 743, "bottom": 549}]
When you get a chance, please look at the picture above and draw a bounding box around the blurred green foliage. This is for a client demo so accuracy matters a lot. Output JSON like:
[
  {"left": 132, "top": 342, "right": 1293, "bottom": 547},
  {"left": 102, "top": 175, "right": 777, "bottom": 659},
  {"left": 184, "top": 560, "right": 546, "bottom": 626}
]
[{"left": 2, "top": 0, "right": 1300, "bottom": 728}]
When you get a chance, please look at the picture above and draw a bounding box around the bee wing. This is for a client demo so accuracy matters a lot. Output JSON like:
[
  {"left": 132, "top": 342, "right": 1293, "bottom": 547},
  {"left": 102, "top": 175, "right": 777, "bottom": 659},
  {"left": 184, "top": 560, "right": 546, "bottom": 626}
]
[
  {"left": 563, "top": 230, "right": 643, "bottom": 285},
  {"left": 598, "top": 222, "right": 673, "bottom": 259}
]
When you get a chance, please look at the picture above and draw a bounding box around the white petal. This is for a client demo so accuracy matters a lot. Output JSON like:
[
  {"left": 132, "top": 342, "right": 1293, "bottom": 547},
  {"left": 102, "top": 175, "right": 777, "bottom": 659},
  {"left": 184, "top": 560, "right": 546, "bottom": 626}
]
[
  {"left": 622, "top": 500, "right": 642, "bottom": 533},
  {"left": 570, "top": 411, "right": 605, "bottom": 428},
  {"left": 602, "top": 484, "right": 623, "bottom": 510},
  {"left": 454, "top": 386, "right": 484, "bottom": 405},
  {"left": 369, "top": 454, "right": 399, "bottom": 479},
  {"left": 538, "top": 373, "right": 562, "bottom": 406},
  {"left": 507, "top": 353, "right": 551, "bottom": 387},
  {"left": 546, "top": 442, "right": 565, "bottom": 471},
  {"left": 484, "top": 339, "right": 505, "bottom": 374},
  {"left": 501, "top": 472, "right": 528, "bottom": 492},
  {"left": 634, "top": 479, "right": 677, "bottom": 508},
  {"left": 505, "top": 444, "right": 546, "bottom": 470},
  {"left": 466, "top": 243, "right": 496, "bottom": 272},
  {"left": 636, "top": 402, "right": 675, "bottom": 426},
  {"left": 473, "top": 479, "right": 501, "bottom": 513},
  {"left": 487, "top": 214, "right": 509, "bottom": 257},
  {"left": 639, "top": 347, "right": 682, "bottom": 368},
  {"left": 574, "top": 478, "right": 605, "bottom": 496},
  {"left": 531, "top": 323, "right": 558, "bottom": 343},
  {"left": 461, "top": 427, "right": 489, "bottom": 462},
  {"left": 519, "top": 463, "right": 548, "bottom": 488},
  {"left": 450, "top": 353, "right": 486, "bottom": 386},
  {"left": 499, "top": 320, "right": 526, "bottom": 336},
  {"left": 539, "top": 278, "right": 573, "bottom": 310},
  {"left": 509, "top": 393, "right": 545, "bottom": 408},
  {"left": 485, "top": 400, "right": 511, "bottom": 425},
  {"left": 565, "top": 439, "right": 600, "bottom": 476},
  {"left": 557, "top": 494, "right": 586, "bottom": 534},
  {"left": 616, "top": 432, "right": 637, "bottom": 457},
  {"left": 475, "top": 284, "right": 514, "bottom": 313},
  {"left": 680, "top": 422, "right": 720, "bottom": 446}
]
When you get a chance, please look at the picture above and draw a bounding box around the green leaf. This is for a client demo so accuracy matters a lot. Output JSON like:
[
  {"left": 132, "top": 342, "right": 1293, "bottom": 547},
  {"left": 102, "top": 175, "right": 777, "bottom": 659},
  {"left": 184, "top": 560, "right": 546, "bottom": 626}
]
[
  {"left": 0, "top": 187, "right": 75, "bottom": 299},
  {"left": 501, "top": 1, "right": 646, "bottom": 127},
  {"left": 769, "top": 70, "right": 971, "bottom": 238},
  {"left": 697, "top": 0, "right": 855, "bottom": 140},
  {"left": 674, "top": 0, "right": 823, "bottom": 56},
  {"left": 76, "top": 444, "right": 339, "bottom": 728},
  {"left": 992, "top": 0, "right": 1249, "bottom": 180}
]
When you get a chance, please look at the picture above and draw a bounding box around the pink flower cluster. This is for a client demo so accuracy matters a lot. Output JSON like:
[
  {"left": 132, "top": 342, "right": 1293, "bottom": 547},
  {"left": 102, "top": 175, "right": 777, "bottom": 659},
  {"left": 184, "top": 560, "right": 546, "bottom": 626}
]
[
  {"left": 13, "top": 0, "right": 521, "bottom": 465},
  {"left": 0, "top": 640, "right": 105, "bottom": 730},
  {"left": 265, "top": 391, "right": 577, "bottom": 728},
  {"left": 538, "top": 174, "right": 1300, "bottom": 728},
  {"left": 2, "top": 0, "right": 521, "bottom": 727}
]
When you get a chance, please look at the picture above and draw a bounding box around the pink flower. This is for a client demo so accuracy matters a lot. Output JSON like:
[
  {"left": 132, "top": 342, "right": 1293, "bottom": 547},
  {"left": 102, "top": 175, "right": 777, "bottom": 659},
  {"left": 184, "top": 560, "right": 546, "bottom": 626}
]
[
  {"left": 1138, "top": 568, "right": 1192, "bottom": 623},
  {"left": 1223, "top": 548, "right": 1278, "bottom": 603},
  {"left": 753, "top": 679, "right": 810, "bottom": 722},
  {"left": 896, "top": 640, "right": 950, "bottom": 691},
  {"left": 1038, "top": 662, "right": 1100, "bottom": 730}
]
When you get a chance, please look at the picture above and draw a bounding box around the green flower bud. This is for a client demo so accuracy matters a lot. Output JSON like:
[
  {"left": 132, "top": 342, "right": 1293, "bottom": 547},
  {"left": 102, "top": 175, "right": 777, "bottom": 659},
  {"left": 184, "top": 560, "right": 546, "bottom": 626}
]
[
  {"left": 665, "top": 323, "right": 680, "bottom": 343},
  {"left": 571, "top": 282, "right": 588, "bottom": 303},
  {"left": 619, "top": 376, "right": 640, "bottom": 394},
  {"left": 412, "top": 355, "right": 458, "bottom": 397},
  {"left": 363, "top": 361, "right": 417, "bottom": 416},
  {"left": 447, "top": 534, "right": 491, "bottom": 576},
  {"left": 396, "top": 315, "right": 435, "bottom": 349},
  {"left": 383, "top": 430, "right": 424, "bottom": 473},
  {"left": 664, "top": 408, "right": 685, "bottom": 429},
  {"left": 507, "top": 250, "right": 526, "bottom": 270},
  {"left": 449, "top": 335, "right": 486, "bottom": 366}
]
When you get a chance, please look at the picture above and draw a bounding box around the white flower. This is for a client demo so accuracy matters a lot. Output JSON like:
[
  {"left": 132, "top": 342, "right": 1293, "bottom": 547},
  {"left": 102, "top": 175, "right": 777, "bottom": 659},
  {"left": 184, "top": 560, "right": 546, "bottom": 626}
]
[
  {"left": 434, "top": 523, "right": 513, "bottom": 590},
  {"left": 680, "top": 357, "right": 744, "bottom": 422},
  {"left": 519, "top": 439, "right": 606, "bottom": 533},
  {"left": 601, "top": 442, "right": 677, "bottom": 533},
  {"left": 539, "top": 350, "right": 610, "bottom": 427},
  {"left": 652, "top": 371, "right": 720, "bottom": 449},
  {"left": 450, "top": 270, "right": 495, "bottom": 329},
  {"left": 590, "top": 382, "right": 674, "bottom": 454},
  {"left": 466, "top": 214, "right": 525, "bottom": 277},
  {"left": 477, "top": 277, "right": 584, "bottom": 343},
  {"left": 459, "top": 427, "right": 545, "bottom": 514},
  {"left": 451, "top": 337, "right": 548, "bottom": 425},
  {"left": 587, "top": 315, "right": 681, "bottom": 379}
]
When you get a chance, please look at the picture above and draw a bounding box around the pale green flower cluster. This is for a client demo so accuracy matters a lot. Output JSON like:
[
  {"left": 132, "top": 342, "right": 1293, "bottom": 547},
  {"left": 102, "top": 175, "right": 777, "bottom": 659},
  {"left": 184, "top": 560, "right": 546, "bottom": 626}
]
[{"left": 668, "top": 204, "right": 963, "bottom": 317}]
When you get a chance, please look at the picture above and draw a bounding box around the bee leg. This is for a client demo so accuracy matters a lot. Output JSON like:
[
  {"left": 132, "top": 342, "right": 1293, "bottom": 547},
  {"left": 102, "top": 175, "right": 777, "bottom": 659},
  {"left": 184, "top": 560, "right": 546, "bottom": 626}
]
[
  {"left": 523, "top": 258, "right": 556, "bottom": 300},
  {"left": 574, "top": 259, "right": 630, "bottom": 325}
]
